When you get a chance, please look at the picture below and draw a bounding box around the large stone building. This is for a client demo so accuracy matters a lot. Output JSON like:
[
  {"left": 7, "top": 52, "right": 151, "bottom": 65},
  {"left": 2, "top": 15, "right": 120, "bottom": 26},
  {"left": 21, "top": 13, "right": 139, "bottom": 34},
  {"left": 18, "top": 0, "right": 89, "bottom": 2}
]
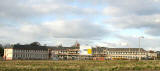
[{"left": 4, "top": 45, "right": 49, "bottom": 60}]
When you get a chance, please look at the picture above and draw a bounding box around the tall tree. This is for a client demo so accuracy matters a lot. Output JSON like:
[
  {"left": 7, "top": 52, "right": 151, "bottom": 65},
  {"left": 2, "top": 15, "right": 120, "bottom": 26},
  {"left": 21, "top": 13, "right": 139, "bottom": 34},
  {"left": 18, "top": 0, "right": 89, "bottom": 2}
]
[{"left": 0, "top": 44, "right": 4, "bottom": 57}]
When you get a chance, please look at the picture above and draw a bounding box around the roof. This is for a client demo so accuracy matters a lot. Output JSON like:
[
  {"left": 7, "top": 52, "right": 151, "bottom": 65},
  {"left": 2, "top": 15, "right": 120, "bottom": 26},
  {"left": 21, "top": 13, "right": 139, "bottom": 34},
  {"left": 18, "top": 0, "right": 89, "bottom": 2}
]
[
  {"left": 107, "top": 48, "right": 146, "bottom": 52},
  {"left": 5, "top": 45, "right": 80, "bottom": 50},
  {"left": 10, "top": 45, "right": 48, "bottom": 50},
  {"left": 48, "top": 46, "right": 79, "bottom": 50},
  {"left": 92, "top": 47, "right": 107, "bottom": 51}
]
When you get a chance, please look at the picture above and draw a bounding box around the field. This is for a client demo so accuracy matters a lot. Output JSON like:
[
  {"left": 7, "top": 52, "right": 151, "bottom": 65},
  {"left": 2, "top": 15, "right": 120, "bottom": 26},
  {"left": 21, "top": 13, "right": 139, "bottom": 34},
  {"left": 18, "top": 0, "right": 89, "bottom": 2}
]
[{"left": 0, "top": 60, "right": 160, "bottom": 71}]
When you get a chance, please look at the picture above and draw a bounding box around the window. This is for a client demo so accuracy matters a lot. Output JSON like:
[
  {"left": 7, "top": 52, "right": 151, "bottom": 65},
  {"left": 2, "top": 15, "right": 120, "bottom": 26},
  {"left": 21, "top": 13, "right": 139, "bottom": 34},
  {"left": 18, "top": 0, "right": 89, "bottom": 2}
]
[{"left": 14, "top": 54, "right": 17, "bottom": 57}]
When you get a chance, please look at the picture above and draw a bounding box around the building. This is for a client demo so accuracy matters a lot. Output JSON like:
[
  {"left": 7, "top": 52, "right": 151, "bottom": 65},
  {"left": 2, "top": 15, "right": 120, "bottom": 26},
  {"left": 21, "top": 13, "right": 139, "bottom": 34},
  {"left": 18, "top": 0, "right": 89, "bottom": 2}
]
[
  {"left": 49, "top": 46, "right": 79, "bottom": 60},
  {"left": 92, "top": 47, "right": 149, "bottom": 60},
  {"left": 4, "top": 45, "right": 49, "bottom": 60},
  {"left": 79, "top": 46, "right": 92, "bottom": 60},
  {"left": 147, "top": 50, "right": 157, "bottom": 60},
  {"left": 156, "top": 51, "right": 160, "bottom": 60},
  {"left": 3, "top": 44, "right": 158, "bottom": 60},
  {"left": 106, "top": 48, "right": 148, "bottom": 60},
  {"left": 92, "top": 47, "right": 107, "bottom": 60}
]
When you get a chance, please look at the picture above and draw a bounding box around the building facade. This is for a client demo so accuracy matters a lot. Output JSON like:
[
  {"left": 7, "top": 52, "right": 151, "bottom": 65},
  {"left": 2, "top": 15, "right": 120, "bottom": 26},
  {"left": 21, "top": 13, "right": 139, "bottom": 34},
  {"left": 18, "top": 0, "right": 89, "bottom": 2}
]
[
  {"left": 147, "top": 51, "right": 157, "bottom": 60},
  {"left": 92, "top": 47, "right": 107, "bottom": 60},
  {"left": 50, "top": 46, "right": 79, "bottom": 60},
  {"left": 106, "top": 48, "right": 147, "bottom": 60},
  {"left": 3, "top": 44, "right": 158, "bottom": 60}
]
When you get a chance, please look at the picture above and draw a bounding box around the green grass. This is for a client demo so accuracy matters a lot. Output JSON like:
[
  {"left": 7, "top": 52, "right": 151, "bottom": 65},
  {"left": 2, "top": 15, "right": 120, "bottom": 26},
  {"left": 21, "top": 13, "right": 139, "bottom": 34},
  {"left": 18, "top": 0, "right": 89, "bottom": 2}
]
[{"left": 0, "top": 60, "right": 160, "bottom": 71}]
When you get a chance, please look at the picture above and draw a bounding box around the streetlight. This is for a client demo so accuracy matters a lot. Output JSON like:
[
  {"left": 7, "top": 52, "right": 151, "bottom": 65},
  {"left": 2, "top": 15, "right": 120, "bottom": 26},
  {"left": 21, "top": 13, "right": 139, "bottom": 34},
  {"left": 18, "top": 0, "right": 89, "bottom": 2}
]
[{"left": 138, "top": 36, "right": 144, "bottom": 60}]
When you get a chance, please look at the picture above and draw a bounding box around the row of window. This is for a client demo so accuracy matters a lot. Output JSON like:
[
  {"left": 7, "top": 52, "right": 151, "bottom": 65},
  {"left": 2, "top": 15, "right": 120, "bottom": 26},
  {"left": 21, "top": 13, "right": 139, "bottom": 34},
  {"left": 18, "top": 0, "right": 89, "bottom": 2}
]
[
  {"left": 56, "top": 51, "right": 79, "bottom": 54},
  {"left": 111, "top": 56, "right": 145, "bottom": 58},
  {"left": 107, "top": 52, "right": 146, "bottom": 55},
  {"left": 14, "top": 49, "right": 47, "bottom": 53},
  {"left": 13, "top": 54, "right": 48, "bottom": 58}
]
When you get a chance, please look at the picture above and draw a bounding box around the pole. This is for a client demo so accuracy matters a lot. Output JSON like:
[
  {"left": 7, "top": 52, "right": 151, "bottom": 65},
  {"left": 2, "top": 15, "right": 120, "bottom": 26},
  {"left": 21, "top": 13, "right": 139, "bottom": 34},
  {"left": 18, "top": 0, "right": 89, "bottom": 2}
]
[
  {"left": 138, "top": 36, "right": 144, "bottom": 61},
  {"left": 139, "top": 37, "right": 141, "bottom": 61}
]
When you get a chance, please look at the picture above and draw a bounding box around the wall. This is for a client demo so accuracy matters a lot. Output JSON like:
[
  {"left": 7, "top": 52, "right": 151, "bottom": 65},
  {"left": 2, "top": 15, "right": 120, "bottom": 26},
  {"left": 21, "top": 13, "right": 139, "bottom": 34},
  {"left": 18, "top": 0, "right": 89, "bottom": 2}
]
[{"left": 4, "top": 49, "right": 13, "bottom": 60}]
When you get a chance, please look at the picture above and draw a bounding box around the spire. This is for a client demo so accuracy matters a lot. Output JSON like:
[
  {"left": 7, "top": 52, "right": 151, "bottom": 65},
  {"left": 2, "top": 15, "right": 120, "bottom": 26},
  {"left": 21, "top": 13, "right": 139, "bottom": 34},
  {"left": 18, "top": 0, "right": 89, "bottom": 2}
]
[{"left": 72, "top": 40, "right": 80, "bottom": 47}]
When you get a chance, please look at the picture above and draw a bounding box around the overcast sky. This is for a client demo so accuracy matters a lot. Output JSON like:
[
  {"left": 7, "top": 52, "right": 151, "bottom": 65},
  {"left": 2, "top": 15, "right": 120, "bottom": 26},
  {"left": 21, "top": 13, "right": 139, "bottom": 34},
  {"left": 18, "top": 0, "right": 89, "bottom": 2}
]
[{"left": 0, "top": 0, "right": 160, "bottom": 50}]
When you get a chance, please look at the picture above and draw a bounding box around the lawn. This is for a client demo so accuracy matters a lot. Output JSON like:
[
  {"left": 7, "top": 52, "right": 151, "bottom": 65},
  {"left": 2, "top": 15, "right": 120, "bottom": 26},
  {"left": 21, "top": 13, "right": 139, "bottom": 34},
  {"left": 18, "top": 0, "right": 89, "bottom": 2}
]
[{"left": 0, "top": 60, "right": 160, "bottom": 71}]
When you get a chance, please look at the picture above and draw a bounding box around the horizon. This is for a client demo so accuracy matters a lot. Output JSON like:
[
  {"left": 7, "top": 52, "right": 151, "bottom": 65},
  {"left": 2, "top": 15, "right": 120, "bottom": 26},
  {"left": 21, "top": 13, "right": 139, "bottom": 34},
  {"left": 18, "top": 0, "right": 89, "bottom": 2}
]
[{"left": 1, "top": 41, "right": 158, "bottom": 51}]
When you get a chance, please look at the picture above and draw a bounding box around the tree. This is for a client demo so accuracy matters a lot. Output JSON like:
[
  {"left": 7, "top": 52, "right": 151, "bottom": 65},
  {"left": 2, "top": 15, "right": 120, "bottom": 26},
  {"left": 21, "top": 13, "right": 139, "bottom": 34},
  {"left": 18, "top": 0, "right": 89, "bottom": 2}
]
[
  {"left": 30, "top": 42, "right": 41, "bottom": 46},
  {"left": 0, "top": 44, "right": 4, "bottom": 57},
  {"left": 15, "top": 43, "right": 20, "bottom": 45}
]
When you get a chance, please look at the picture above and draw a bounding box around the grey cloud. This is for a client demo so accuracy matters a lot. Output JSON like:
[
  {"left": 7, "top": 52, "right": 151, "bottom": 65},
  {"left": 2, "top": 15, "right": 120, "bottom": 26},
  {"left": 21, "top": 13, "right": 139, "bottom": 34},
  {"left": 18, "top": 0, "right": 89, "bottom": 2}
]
[
  {"left": 78, "top": 0, "right": 160, "bottom": 16},
  {"left": 0, "top": 0, "right": 99, "bottom": 20},
  {"left": 41, "top": 19, "right": 108, "bottom": 39},
  {"left": 145, "top": 28, "right": 160, "bottom": 36},
  {"left": 105, "top": 15, "right": 160, "bottom": 29},
  {"left": 0, "top": 19, "right": 108, "bottom": 45},
  {"left": 105, "top": 0, "right": 160, "bottom": 16},
  {"left": 105, "top": 14, "right": 160, "bottom": 36},
  {"left": 0, "top": 26, "right": 35, "bottom": 44},
  {"left": 97, "top": 0, "right": 160, "bottom": 49},
  {"left": 100, "top": 0, "right": 160, "bottom": 36}
]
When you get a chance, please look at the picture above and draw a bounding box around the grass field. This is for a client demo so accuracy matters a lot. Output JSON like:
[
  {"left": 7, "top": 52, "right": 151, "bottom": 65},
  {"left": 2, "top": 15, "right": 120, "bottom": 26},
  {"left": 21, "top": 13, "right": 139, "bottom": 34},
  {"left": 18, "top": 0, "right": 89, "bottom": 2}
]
[{"left": 0, "top": 60, "right": 160, "bottom": 71}]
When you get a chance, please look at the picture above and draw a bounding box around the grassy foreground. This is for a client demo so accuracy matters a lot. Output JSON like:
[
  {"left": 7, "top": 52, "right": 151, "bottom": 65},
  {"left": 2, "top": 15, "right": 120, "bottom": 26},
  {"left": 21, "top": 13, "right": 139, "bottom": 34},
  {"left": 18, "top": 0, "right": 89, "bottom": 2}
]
[{"left": 0, "top": 60, "right": 160, "bottom": 71}]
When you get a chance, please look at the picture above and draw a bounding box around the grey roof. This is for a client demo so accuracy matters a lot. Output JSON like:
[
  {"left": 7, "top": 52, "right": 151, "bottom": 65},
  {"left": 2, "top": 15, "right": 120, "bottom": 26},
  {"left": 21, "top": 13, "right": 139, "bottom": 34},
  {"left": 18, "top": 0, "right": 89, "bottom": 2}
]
[
  {"left": 107, "top": 48, "right": 146, "bottom": 52},
  {"left": 6, "top": 45, "right": 79, "bottom": 50},
  {"left": 12, "top": 45, "right": 48, "bottom": 50}
]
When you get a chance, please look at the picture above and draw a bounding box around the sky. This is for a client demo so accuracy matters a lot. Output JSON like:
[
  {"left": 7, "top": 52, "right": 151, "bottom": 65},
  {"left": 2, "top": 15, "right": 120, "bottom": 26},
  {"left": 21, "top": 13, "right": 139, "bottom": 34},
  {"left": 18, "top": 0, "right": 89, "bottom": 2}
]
[{"left": 0, "top": 0, "right": 160, "bottom": 51}]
